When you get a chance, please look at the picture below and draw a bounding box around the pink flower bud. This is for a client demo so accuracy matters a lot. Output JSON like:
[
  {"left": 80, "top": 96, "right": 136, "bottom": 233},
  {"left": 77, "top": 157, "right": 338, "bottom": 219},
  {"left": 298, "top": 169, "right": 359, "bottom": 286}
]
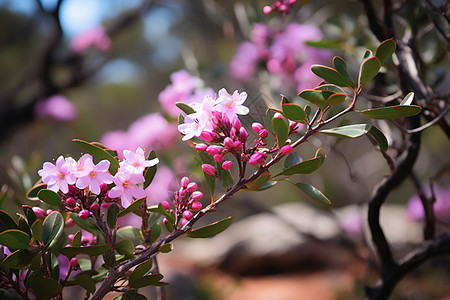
[
  {"left": 200, "top": 131, "right": 214, "bottom": 142},
  {"left": 90, "top": 202, "right": 99, "bottom": 212},
  {"left": 279, "top": 4, "right": 287, "bottom": 11},
  {"left": 263, "top": 5, "right": 272, "bottom": 14},
  {"left": 195, "top": 143, "right": 208, "bottom": 151},
  {"left": 181, "top": 218, "right": 189, "bottom": 226},
  {"left": 187, "top": 182, "right": 197, "bottom": 193},
  {"left": 163, "top": 218, "right": 168, "bottom": 224},
  {"left": 161, "top": 200, "right": 170, "bottom": 210},
  {"left": 101, "top": 202, "right": 113, "bottom": 209},
  {"left": 239, "top": 127, "right": 249, "bottom": 141},
  {"left": 192, "top": 191, "right": 203, "bottom": 201},
  {"left": 223, "top": 137, "right": 234, "bottom": 150},
  {"left": 202, "top": 164, "right": 216, "bottom": 175},
  {"left": 78, "top": 209, "right": 90, "bottom": 220},
  {"left": 66, "top": 197, "right": 76, "bottom": 207},
  {"left": 65, "top": 218, "right": 76, "bottom": 227},
  {"left": 183, "top": 210, "right": 193, "bottom": 220},
  {"left": 280, "top": 145, "right": 293, "bottom": 155},
  {"left": 259, "top": 129, "right": 268, "bottom": 138},
  {"left": 32, "top": 207, "right": 46, "bottom": 218},
  {"left": 191, "top": 201, "right": 202, "bottom": 212},
  {"left": 206, "top": 145, "right": 223, "bottom": 155},
  {"left": 46, "top": 209, "right": 53, "bottom": 215},
  {"left": 214, "top": 154, "right": 224, "bottom": 162},
  {"left": 252, "top": 122, "right": 264, "bottom": 133},
  {"left": 273, "top": 112, "right": 283, "bottom": 119},
  {"left": 232, "top": 117, "right": 241, "bottom": 130},
  {"left": 181, "top": 176, "right": 190, "bottom": 188},
  {"left": 69, "top": 257, "right": 79, "bottom": 268},
  {"left": 249, "top": 152, "right": 266, "bottom": 166},
  {"left": 100, "top": 182, "right": 108, "bottom": 193},
  {"left": 222, "top": 160, "right": 233, "bottom": 170},
  {"left": 233, "top": 141, "right": 242, "bottom": 151},
  {"left": 68, "top": 234, "right": 75, "bottom": 241}
]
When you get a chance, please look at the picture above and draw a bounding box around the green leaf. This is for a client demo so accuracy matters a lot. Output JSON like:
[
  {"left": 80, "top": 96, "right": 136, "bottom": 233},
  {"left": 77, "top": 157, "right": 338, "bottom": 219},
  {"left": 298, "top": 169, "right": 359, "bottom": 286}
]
[
  {"left": 311, "top": 65, "right": 355, "bottom": 88},
  {"left": 244, "top": 171, "right": 271, "bottom": 191},
  {"left": 42, "top": 211, "right": 64, "bottom": 251},
  {"left": 359, "top": 105, "right": 422, "bottom": 119},
  {"left": 304, "top": 39, "right": 343, "bottom": 49},
  {"left": 216, "top": 161, "right": 234, "bottom": 190},
  {"left": 0, "top": 210, "right": 18, "bottom": 232},
  {"left": 72, "top": 139, "right": 120, "bottom": 174},
  {"left": 363, "top": 49, "right": 373, "bottom": 59},
  {"left": 26, "top": 183, "right": 47, "bottom": 200},
  {"left": 117, "top": 226, "right": 143, "bottom": 244},
  {"left": 319, "top": 124, "right": 371, "bottom": 138},
  {"left": 187, "top": 217, "right": 234, "bottom": 238},
  {"left": 292, "top": 182, "right": 332, "bottom": 206},
  {"left": 91, "top": 142, "right": 119, "bottom": 158},
  {"left": 70, "top": 212, "right": 99, "bottom": 235},
  {"left": 1, "top": 249, "right": 39, "bottom": 268},
  {"left": 299, "top": 89, "right": 327, "bottom": 111},
  {"left": 115, "top": 239, "right": 135, "bottom": 255},
  {"left": 282, "top": 103, "right": 307, "bottom": 122},
  {"left": 114, "top": 291, "right": 148, "bottom": 300},
  {"left": 198, "top": 151, "right": 215, "bottom": 199},
  {"left": 107, "top": 204, "right": 120, "bottom": 228},
  {"left": 326, "top": 93, "right": 347, "bottom": 106},
  {"left": 0, "top": 229, "right": 30, "bottom": 250},
  {"left": 30, "top": 276, "right": 62, "bottom": 299},
  {"left": 368, "top": 126, "right": 388, "bottom": 151},
  {"left": 272, "top": 116, "right": 289, "bottom": 147},
  {"left": 157, "top": 203, "right": 175, "bottom": 225},
  {"left": 400, "top": 92, "right": 414, "bottom": 105},
  {"left": 284, "top": 151, "right": 302, "bottom": 169},
  {"left": 257, "top": 180, "right": 277, "bottom": 191},
  {"left": 129, "top": 259, "right": 153, "bottom": 283},
  {"left": 315, "top": 148, "right": 327, "bottom": 168},
  {"left": 60, "top": 244, "right": 112, "bottom": 259},
  {"left": 74, "top": 272, "right": 96, "bottom": 294},
  {"left": 129, "top": 274, "right": 164, "bottom": 289},
  {"left": 332, "top": 57, "right": 355, "bottom": 88},
  {"left": 37, "top": 189, "right": 62, "bottom": 206},
  {"left": 158, "top": 243, "right": 173, "bottom": 253},
  {"left": 265, "top": 108, "right": 276, "bottom": 132},
  {"left": 358, "top": 56, "right": 381, "bottom": 87},
  {"left": 22, "top": 205, "right": 37, "bottom": 226},
  {"left": 17, "top": 215, "right": 31, "bottom": 236},
  {"left": 275, "top": 156, "right": 322, "bottom": 177},
  {"left": 117, "top": 197, "right": 146, "bottom": 218},
  {"left": 150, "top": 223, "right": 161, "bottom": 244},
  {"left": 176, "top": 102, "right": 196, "bottom": 115},
  {"left": 72, "top": 230, "right": 82, "bottom": 247},
  {"left": 315, "top": 83, "right": 345, "bottom": 94},
  {"left": 31, "top": 219, "right": 43, "bottom": 242},
  {"left": 375, "top": 38, "right": 396, "bottom": 64},
  {"left": 143, "top": 150, "right": 158, "bottom": 189}
]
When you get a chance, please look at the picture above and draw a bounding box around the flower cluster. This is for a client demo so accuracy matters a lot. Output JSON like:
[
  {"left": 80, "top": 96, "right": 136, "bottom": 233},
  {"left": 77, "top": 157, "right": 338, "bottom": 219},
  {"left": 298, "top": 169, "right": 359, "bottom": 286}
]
[
  {"left": 38, "top": 147, "right": 159, "bottom": 219},
  {"left": 229, "top": 23, "right": 331, "bottom": 92},
  {"left": 263, "top": 0, "right": 297, "bottom": 15},
  {"left": 71, "top": 26, "right": 112, "bottom": 53}
]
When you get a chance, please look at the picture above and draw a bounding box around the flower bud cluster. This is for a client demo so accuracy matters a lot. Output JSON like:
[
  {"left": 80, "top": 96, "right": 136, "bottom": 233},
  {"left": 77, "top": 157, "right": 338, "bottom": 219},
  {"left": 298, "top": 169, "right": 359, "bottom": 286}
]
[
  {"left": 163, "top": 176, "right": 203, "bottom": 227},
  {"left": 263, "top": 0, "right": 297, "bottom": 15}
]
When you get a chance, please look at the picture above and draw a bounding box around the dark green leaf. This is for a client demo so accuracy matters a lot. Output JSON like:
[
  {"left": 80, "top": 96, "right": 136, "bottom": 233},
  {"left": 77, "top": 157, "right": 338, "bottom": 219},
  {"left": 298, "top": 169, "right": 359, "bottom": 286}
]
[
  {"left": 400, "top": 92, "right": 414, "bottom": 105},
  {"left": 257, "top": 180, "right": 277, "bottom": 191},
  {"left": 143, "top": 150, "right": 158, "bottom": 189},
  {"left": 26, "top": 183, "right": 47, "bottom": 200},
  {"left": 150, "top": 223, "right": 161, "bottom": 244},
  {"left": 72, "top": 230, "right": 82, "bottom": 247},
  {"left": 107, "top": 204, "right": 120, "bottom": 228},
  {"left": 70, "top": 212, "right": 99, "bottom": 234},
  {"left": 244, "top": 171, "right": 271, "bottom": 191},
  {"left": 115, "top": 291, "right": 148, "bottom": 300},
  {"left": 42, "top": 211, "right": 64, "bottom": 251},
  {"left": 332, "top": 57, "right": 355, "bottom": 88},
  {"left": 284, "top": 151, "right": 302, "bottom": 169},
  {"left": 117, "top": 226, "right": 143, "bottom": 244},
  {"left": 157, "top": 203, "right": 175, "bottom": 225},
  {"left": 375, "top": 38, "right": 396, "bottom": 64},
  {"left": 91, "top": 142, "right": 118, "bottom": 158},
  {"left": 315, "top": 83, "right": 345, "bottom": 94},
  {"left": 319, "top": 124, "right": 371, "bottom": 138},
  {"left": 265, "top": 108, "right": 276, "bottom": 132},
  {"left": 315, "top": 148, "right": 327, "bottom": 168},
  {"left": 326, "top": 93, "right": 347, "bottom": 106},
  {"left": 22, "top": 205, "right": 37, "bottom": 226},
  {"left": 216, "top": 161, "right": 234, "bottom": 190},
  {"left": 304, "top": 39, "right": 343, "bottom": 49},
  {"left": 74, "top": 273, "right": 96, "bottom": 294},
  {"left": 0, "top": 229, "right": 30, "bottom": 250},
  {"left": 359, "top": 105, "right": 422, "bottom": 119},
  {"left": 72, "top": 139, "right": 120, "bottom": 174},
  {"left": 299, "top": 89, "right": 327, "bottom": 111},
  {"left": 176, "top": 102, "right": 196, "bottom": 115},
  {"left": 311, "top": 65, "right": 355, "bottom": 88},
  {"left": 37, "top": 189, "right": 62, "bottom": 206},
  {"left": 17, "top": 216, "right": 31, "bottom": 236},
  {"left": 272, "top": 116, "right": 289, "bottom": 147},
  {"left": 30, "top": 276, "right": 62, "bottom": 299},
  {"left": 187, "top": 217, "right": 234, "bottom": 238},
  {"left": 31, "top": 219, "right": 43, "bottom": 242},
  {"left": 115, "top": 239, "right": 135, "bottom": 255},
  {"left": 60, "top": 244, "right": 112, "bottom": 259},
  {"left": 358, "top": 57, "right": 381, "bottom": 87},
  {"left": 158, "top": 243, "right": 173, "bottom": 253},
  {"left": 363, "top": 49, "right": 373, "bottom": 59},
  {"left": 117, "top": 197, "right": 146, "bottom": 218},
  {"left": 275, "top": 157, "right": 322, "bottom": 177},
  {"left": 1, "top": 249, "right": 39, "bottom": 268},
  {"left": 368, "top": 126, "right": 388, "bottom": 151},
  {"left": 0, "top": 209, "right": 18, "bottom": 233},
  {"left": 292, "top": 182, "right": 332, "bottom": 206},
  {"left": 102, "top": 250, "right": 116, "bottom": 268},
  {"left": 129, "top": 274, "right": 164, "bottom": 289},
  {"left": 282, "top": 103, "right": 307, "bottom": 122},
  {"left": 129, "top": 259, "right": 153, "bottom": 283}
]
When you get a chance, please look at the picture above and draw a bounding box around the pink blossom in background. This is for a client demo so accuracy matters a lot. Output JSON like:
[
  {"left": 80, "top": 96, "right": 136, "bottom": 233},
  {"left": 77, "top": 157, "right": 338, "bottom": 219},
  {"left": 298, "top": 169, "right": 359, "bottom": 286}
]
[
  {"left": 407, "top": 186, "right": 450, "bottom": 221},
  {"left": 341, "top": 211, "right": 364, "bottom": 238},
  {"left": 228, "top": 42, "right": 260, "bottom": 82},
  {"left": 158, "top": 70, "right": 203, "bottom": 117},
  {"left": 100, "top": 113, "right": 177, "bottom": 159},
  {"left": 71, "top": 26, "right": 112, "bottom": 53},
  {"left": 35, "top": 95, "right": 78, "bottom": 122}
]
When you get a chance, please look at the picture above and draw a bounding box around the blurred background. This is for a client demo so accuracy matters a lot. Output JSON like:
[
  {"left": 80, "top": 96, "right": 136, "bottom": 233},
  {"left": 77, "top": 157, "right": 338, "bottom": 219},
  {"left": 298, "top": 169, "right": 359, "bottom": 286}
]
[{"left": 0, "top": 0, "right": 449, "bottom": 299}]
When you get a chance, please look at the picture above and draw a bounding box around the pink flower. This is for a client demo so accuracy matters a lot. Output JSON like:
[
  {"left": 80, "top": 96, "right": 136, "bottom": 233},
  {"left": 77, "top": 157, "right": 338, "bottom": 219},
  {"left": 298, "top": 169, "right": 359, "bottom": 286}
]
[
  {"left": 71, "top": 26, "right": 112, "bottom": 53},
  {"left": 35, "top": 95, "right": 78, "bottom": 122},
  {"left": 120, "top": 147, "right": 159, "bottom": 174},
  {"left": 109, "top": 169, "right": 146, "bottom": 208},
  {"left": 228, "top": 42, "right": 260, "bottom": 82},
  {"left": 144, "top": 166, "right": 177, "bottom": 206},
  {"left": 74, "top": 157, "right": 113, "bottom": 195},
  {"left": 407, "top": 187, "right": 450, "bottom": 221},
  {"left": 202, "top": 164, "right": 216, "bottom": 175},
  {"left": 215, "top": 88, "right": 250, "bottom": 120},
  {"left": 38, "top": 156, "right": 77, "bottom": 194},
  {"left": 32, "top": 207, "right": 46, "bottom": 218}
]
